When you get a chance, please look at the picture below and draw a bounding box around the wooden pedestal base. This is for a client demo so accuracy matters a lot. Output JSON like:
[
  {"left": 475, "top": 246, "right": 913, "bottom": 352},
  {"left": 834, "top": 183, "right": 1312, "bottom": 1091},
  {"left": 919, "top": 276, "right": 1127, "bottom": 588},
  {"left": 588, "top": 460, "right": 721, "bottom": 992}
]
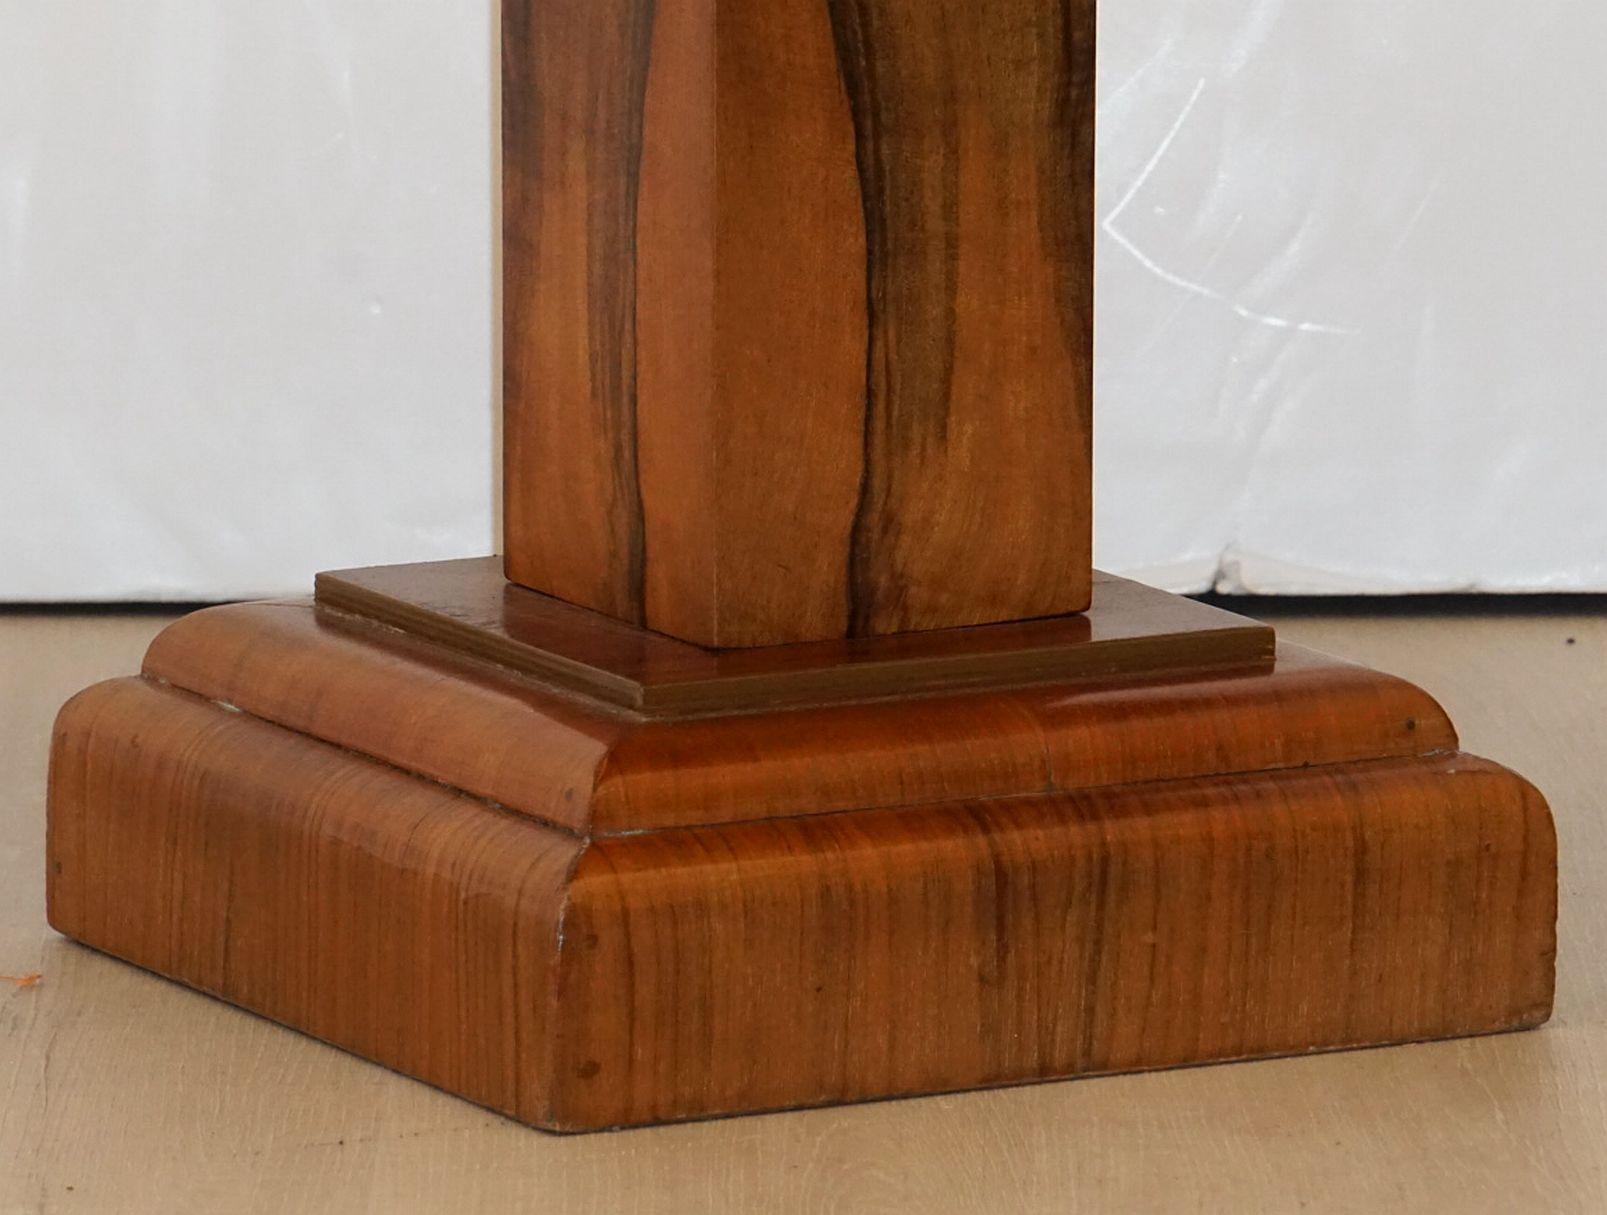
[{"left": 45, "top": 563, "right": 1557, "bottom": 1132}]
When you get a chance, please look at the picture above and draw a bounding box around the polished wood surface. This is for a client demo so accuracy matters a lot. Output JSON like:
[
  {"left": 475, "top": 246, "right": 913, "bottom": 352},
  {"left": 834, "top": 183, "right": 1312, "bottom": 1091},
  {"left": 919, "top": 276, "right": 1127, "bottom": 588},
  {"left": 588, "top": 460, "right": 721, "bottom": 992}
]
[
  {"left": 556, "top": 755, "right": 1551, "bottom": 1130},
  {"left": 502, "top": 0, "right": 1095, "bottom": 646},
  {"left": 147, "top": 600, "right": 1442, "bottom": 835},
  {"left": 46, "top": 594, "right": 1555, "bottom": 1131},
  {"left": 9, "top": 605, "right": 1592, "bottom": 1207},
  {"left": 47, "top": 679, "right": 580, "bottom": 1126},
  {"left": 12, "top": 0, "right": 1568, "bottom": 1179},
  {"left": 314, "top": 558, "right": 1265, "bottom": 717},
  {"left": 145, "top": 601, "right": 625, "bottom": 835}
]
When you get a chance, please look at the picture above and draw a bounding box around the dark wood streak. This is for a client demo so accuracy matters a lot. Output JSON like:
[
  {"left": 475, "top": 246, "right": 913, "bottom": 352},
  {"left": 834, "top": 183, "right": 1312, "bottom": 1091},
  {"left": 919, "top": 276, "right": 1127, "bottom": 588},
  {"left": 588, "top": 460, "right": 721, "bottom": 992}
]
[
  {"left": 587, "top": 0, "right": 655, "bottom": 622},
  {"left": 827, "top": 1, "right": 1092, "bottom": 637},
  {"left": 1041, "top": 0, "right": 1097, "bottom": 462},
  {"left": 502, "top": 0, "right": 655, "bottom": 625},
  {"left": 828, "top": 0, "right": 963, "bottom": 635},
  {"left": 499, "top": 3, "right": 536, "bottom": 242},
  {"left": 502, "top": 0, "right": 1094, "bottom": 646},
  {"left": 500, "top": 0, "right": 541, "bottom": 598}
]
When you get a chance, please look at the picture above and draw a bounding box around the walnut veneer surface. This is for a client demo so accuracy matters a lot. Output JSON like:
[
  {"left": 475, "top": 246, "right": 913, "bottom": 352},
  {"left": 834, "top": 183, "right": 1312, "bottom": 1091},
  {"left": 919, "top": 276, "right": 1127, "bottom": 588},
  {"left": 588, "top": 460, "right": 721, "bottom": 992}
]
[
  {"left": 3, "top": 603, "right": 1597, "bottom": 1209},
  {"left": 502, "top": 0, "right": 1095, "bottom": 646}
]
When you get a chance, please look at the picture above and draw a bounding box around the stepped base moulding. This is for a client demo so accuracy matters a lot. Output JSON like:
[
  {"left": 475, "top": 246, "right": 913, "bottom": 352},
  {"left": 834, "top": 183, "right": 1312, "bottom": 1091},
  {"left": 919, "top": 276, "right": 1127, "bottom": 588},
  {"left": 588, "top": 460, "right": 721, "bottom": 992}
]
[{"left": 44, "top": 559, "right": 1557, "bottom": 1131}]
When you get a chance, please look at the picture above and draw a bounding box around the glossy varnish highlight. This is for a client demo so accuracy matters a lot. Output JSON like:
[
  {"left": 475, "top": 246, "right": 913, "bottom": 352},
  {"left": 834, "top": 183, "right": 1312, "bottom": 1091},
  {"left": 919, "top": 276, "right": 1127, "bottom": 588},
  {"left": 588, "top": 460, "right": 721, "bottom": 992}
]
[{"left": 143, "top": 599, "right": 1436, "bottom": 834}]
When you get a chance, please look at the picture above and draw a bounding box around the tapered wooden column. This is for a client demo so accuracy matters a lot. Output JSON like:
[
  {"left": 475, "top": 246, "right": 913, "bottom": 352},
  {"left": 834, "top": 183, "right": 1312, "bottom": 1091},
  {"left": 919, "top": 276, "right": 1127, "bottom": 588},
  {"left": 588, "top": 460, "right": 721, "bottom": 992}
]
[{"left": 502, "top": 0, "right": 1095, "bottom": 647}]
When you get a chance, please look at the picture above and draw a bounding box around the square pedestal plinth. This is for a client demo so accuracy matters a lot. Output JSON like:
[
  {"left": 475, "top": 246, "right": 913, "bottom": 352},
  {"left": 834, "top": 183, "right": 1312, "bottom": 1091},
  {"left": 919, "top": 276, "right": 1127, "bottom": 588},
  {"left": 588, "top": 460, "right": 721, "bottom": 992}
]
[{"left": 45, "top": 565, "right": 1556, "bottom": 1132}]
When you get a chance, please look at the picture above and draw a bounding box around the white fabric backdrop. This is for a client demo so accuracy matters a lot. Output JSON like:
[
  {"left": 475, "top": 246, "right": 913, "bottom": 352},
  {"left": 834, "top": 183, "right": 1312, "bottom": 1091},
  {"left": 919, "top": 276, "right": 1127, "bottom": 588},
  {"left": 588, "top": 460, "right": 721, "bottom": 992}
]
[{"left": 3, "top": 1, "right": 1602, "bottom": 600}]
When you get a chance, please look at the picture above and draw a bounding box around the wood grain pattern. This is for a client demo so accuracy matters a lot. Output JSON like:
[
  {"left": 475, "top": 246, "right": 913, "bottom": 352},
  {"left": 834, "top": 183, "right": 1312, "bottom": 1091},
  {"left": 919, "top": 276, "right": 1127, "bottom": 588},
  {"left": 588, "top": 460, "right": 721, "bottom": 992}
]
[
  {"left": 142, "top": 597, "right": 1447, "bottom": 835},
  {"left": 592, "top": 646, "right": 1457, "bottom": 833},
  {"left": 46, "top": 674, "right": 1555, "bottom": 1132},
  {"left": 314, "top": 557, "right": 1263, "bottom": 717},
  {"left": 828, "top": 0, "right": 1095, "bottom": 635},
  {"left": 698, "top": 0, "right": 867, "bottom": 647},
  {"left": 8, "top": 605, "right": 1596, "bottom": 1205},
  {"left": 46, "top": 679, "right": 582, "bottom": 1127},
  {"left": 556, "top": 756, "right": 1554, "bottom": 1128},
  {"left": 502, "top": 0, "right": 1094, "bottom": 646},
  {"left": 143, "top": 600, "right": 625, "bottom": 834},
  {"left": 503, "top": 0, "right": 654, "bottom": 624},
  {"left": 44, "top": 595, "right": 1556, "bottom": 1130}
]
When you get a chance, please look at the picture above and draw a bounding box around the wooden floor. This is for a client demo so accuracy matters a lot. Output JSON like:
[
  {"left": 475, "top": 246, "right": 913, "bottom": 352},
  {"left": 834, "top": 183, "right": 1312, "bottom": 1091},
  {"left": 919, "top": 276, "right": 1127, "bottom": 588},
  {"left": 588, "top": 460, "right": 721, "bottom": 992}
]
[{"left": 2, "top": 601, "right": 1602, "bottom": 1213}]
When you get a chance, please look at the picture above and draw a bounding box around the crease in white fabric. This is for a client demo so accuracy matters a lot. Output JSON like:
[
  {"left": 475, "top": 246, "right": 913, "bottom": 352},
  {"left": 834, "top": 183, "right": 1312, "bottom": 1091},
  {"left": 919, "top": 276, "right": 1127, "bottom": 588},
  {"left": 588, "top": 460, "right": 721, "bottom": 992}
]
[{"left": 1101, "top": 77, "right": 1358, "bottom": 338}]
